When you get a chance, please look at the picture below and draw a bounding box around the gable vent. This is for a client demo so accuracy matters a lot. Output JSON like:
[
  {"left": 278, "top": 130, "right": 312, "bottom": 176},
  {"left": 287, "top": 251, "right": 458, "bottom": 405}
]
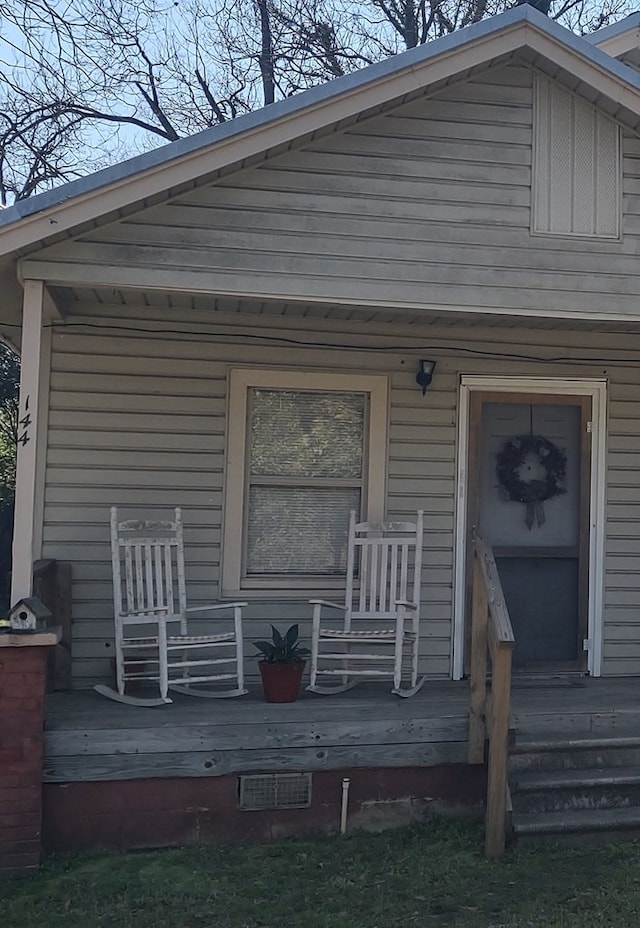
[
  {"left": 238, "top": 773, "right": 312, "bottom": 810},
  {"left": 533, "top": 76, "right": 620, "bottom": 238}
]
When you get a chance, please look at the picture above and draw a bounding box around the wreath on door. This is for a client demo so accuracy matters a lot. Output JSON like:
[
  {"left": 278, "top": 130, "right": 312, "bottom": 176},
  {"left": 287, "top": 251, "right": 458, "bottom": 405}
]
[{"left": 496, "top": 435, "right": 567, "bottom": 529}]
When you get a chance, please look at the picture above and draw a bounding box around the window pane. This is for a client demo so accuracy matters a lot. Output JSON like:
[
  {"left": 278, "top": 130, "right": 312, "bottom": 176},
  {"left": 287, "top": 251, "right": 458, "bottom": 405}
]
[
  {"left": 250, "top": 390, "right": 364, "bottom": 478},
  {"left": 247, "top": 487, "right": 360, "bottom": 574}
]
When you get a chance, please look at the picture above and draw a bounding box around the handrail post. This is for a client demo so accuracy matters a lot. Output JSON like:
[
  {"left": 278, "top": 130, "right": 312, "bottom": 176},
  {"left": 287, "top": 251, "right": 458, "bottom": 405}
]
[
  {"left": 467, "top": 536, "right": 515, "bottom": 858},
  {"left": 468, "top": 552, "right": 488, "bottom": 764},
  {"left": 485, "top": 640, "right": 513, "bottom": 858}
]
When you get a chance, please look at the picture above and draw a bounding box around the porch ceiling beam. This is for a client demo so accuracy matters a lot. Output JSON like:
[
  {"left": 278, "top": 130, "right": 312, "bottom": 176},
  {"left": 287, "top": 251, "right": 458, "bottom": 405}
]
[
  {"left": 43, "top": 286, "right": 67, "bottom": 322},
  {"left": 16, "top": 259, "right": 640, "bottom": 327}
]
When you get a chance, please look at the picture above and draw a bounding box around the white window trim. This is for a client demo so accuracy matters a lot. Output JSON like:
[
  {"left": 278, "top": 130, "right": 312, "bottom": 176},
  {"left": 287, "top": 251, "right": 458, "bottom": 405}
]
[{"left": 222, "top": 369, "right": 389, "bottom": 597}]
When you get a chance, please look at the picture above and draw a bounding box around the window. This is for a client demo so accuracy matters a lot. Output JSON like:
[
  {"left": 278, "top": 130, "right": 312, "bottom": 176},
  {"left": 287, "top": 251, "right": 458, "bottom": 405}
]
[
  {"left": 223, "top": 370, "right": 388, "bottom": 594},
  {"left": 532, "top": 76, "right": 620, "bottom": 238}
]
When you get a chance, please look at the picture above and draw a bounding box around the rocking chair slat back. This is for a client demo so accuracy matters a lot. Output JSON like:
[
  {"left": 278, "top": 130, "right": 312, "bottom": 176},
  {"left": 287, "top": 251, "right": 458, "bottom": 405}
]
[
  {"left": 112, "top": 508, "right": 186, "bottom": 628},
  {"left": 308, "top": 509, "right": 425, "bottom": 697},
  {"left": 102, "top": 507, "right": 248, "bottom": 705},
  {"left": 351, "top": 530, "right": 422, "bottom": 620}
]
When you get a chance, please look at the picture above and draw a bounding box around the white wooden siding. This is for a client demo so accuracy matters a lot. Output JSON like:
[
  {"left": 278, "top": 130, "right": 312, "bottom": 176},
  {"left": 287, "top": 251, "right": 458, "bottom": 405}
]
[
  {"left": 40, "top": 298, "right": 640, "bottom": 687},
  {"left": 27, "top": 60, "right": 640, "bottom": 685},
  {"left": 44, "top": 304, "right": 457, "bottom": 687},
  {"left": 26, "top": 65, "right": 640, "bottom": 320}
]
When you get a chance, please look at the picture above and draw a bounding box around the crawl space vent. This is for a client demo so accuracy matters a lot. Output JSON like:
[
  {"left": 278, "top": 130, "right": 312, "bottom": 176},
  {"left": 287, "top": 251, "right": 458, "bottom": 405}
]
[{"left": 238, "top": 773, "right": 312, "bottom": 810}]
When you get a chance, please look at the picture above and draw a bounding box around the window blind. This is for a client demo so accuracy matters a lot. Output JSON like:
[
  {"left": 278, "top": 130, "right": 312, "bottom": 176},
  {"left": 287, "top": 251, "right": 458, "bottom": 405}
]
[{"left": 246, "top": 390, "right": 366, "bottom": 575}]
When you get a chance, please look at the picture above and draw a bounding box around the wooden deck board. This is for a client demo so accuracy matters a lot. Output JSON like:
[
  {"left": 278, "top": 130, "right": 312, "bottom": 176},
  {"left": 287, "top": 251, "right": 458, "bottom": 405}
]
[
  {"left": 43, "top": 677, "right": 640, "bottom": 783},
  {"left": 45, "top": 681, "right": 469, "bottom": 728},
  {"left": 44, "top": 715, "right": 470, "bottom": 755}
]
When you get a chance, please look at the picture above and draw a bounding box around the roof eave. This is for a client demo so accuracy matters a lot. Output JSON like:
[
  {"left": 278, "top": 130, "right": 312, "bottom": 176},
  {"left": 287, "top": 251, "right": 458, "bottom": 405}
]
[
  {"left": 584, "top": 12, "right": 640, "bottom": 53},
  {"left": 588, "top": 29, "right": 640, "bottom": 59}
]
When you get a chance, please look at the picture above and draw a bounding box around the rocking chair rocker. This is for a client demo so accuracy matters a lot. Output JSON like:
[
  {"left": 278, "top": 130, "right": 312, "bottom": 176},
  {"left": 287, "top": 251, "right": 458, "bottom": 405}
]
[{"left": 95, "top": 507, "right": 248, "bottom": 706}]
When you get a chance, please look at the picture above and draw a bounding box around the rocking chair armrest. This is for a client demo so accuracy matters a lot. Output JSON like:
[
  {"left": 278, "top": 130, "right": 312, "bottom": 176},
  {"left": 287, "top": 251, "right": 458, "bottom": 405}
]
[
  {"left": 394, "top": 599, "right": 418, "bottom": 610},
  {"left": 185, "top": 602, "right": 248, "bottom": 613},
  {"left": 309, "top": 599, "right": 347, "bottom": 611}
]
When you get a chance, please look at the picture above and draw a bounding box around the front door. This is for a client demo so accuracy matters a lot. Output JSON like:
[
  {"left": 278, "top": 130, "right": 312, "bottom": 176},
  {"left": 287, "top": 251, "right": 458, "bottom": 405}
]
[{"left": 468, "top": 393, "right": 591, "bottom": 670}]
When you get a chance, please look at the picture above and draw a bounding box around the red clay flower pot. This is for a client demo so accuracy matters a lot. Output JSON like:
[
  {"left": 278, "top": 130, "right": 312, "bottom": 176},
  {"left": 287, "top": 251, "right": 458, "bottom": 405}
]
[{"left": 258, "top": 660, "right": 306, "bottom": 703}]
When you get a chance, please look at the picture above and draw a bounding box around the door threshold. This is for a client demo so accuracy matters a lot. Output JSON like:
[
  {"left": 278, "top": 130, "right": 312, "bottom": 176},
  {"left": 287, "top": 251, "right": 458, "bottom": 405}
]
[
  {"left": 514, "top": 661, "right": 586, "bottom": 675},
  {"left": 512, "top": 665, "right": 588, "bottom": 687}
]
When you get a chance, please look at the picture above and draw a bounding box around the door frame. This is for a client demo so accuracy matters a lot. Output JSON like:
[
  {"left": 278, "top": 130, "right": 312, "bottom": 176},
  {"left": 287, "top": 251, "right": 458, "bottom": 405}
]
[{"left": 452, "top": 376, "right": 607, "bottom": 680}]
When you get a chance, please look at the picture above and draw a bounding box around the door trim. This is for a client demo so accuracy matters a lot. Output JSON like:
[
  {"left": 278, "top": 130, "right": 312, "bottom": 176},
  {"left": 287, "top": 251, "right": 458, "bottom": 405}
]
[{"left": 452, "top": 377, "right": 607, "bottom": 680}]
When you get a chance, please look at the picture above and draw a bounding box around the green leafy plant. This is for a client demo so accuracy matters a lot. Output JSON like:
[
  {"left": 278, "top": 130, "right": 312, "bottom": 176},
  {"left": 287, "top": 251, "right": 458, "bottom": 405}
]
[{"left": 253, "top": 624, "right": 310, "bottom": 664}]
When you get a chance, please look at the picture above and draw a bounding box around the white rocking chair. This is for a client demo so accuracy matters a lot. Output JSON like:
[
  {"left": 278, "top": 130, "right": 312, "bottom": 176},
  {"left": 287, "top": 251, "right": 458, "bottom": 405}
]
[
  {"left": 307, "top": 510, "right": 425, "bottom": 698},
  {"left": 95, "top": 507, "right": 248, "bottom": 707}
]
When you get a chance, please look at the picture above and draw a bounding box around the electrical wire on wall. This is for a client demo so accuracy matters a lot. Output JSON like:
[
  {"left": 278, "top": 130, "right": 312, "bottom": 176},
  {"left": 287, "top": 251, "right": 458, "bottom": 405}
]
[
  {"left": 1, "top": 316, "right": 637, "bottom": 368},
  {"left": 31, "top": 318, "right": 640, "bottom": 369}
]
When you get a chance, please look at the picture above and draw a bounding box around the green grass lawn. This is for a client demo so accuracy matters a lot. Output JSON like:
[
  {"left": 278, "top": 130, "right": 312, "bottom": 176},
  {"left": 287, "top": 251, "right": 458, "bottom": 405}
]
[{"left": 3, "top": 817, "right": 640, "bottom": 928}]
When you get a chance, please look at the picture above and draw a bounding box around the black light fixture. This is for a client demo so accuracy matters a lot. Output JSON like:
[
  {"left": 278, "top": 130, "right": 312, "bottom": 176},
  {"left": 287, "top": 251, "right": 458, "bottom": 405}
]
[{"left": 416, "top": 359, "right": 436, "bottom": 395}]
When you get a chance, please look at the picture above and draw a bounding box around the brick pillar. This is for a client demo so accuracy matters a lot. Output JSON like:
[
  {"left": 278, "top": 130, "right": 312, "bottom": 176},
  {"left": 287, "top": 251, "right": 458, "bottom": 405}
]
[{"left": 0, "top": 633, "right": 59, "bottom": 877}]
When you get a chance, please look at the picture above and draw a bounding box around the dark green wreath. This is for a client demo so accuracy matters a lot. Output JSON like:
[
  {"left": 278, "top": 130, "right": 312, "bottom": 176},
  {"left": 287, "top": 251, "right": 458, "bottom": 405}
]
[{"left": 496, "top": 435, "right": 567, "bottom": 529}]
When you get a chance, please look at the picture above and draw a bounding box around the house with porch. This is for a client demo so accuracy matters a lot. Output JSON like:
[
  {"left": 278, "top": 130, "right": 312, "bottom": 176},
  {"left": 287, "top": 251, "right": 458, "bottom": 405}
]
[{"left": 3, "top": 5, "right": 640, "bottom": 871}]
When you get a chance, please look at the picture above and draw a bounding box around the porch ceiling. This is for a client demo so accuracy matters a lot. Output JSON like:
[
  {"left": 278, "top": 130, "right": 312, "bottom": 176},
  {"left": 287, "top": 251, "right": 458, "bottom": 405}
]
[{"left": 50, "top": 285, "right": 640, "bottom": 335}]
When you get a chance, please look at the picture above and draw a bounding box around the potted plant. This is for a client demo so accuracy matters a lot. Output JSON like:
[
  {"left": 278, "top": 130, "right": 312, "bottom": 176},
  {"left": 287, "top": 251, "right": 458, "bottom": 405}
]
[{"left": 254, "top": 624, "right": 309, "bottom": 703}]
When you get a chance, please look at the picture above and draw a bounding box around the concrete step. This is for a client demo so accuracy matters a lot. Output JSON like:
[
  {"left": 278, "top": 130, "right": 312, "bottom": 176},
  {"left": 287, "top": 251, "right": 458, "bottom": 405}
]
[{"left": 511, "top": 766, "right": 640, "bottom": 814}]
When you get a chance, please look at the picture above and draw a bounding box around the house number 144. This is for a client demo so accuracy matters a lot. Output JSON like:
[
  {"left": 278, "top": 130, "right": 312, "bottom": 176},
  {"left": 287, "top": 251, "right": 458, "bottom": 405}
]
[{"left": 18, "top": 394, "right": 32, "bottom": 447}]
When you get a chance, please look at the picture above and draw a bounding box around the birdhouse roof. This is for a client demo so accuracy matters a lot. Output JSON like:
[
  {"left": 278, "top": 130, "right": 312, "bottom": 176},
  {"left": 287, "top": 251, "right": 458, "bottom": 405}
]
[{"left": 10, "top": 597, "right": 53, "bottom": 619}]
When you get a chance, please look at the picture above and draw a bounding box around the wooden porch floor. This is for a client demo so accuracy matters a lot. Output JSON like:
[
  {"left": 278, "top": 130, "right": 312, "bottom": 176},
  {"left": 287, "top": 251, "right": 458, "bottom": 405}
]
[{"left": 43, "top": 676, "right": 640, "bottom": 784}]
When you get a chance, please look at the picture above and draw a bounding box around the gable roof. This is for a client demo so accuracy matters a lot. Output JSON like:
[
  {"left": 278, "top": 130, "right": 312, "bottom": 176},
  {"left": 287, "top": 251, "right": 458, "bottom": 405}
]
[{"left": 3, "top": 5, "right": 640, "bottom": 259}]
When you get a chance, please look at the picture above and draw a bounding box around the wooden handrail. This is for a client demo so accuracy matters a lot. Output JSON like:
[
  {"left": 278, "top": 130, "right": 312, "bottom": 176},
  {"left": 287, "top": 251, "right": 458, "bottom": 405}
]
[{"left": 467, "top": 536, "right": 515, "bottom": 858}]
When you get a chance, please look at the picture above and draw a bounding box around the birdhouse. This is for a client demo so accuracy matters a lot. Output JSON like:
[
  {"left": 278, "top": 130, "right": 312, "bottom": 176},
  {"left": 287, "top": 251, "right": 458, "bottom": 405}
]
[{"left": 9, "top": 597, "right": 52, "bottom": 632}]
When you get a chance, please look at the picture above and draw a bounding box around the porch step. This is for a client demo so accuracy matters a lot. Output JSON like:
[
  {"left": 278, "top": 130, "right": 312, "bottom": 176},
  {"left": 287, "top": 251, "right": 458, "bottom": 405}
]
[
  {"left": 513, "top": 805, "right": 640, "bottom": 838},
  {"left": 511, "top": 766, "right": 640, "bottom": 813},
  {"left": 509, "top": 734, "right": 640, "bottom": 772},
  {"left": 509, "top": 733, "right": 640, "bottom": 843}
]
